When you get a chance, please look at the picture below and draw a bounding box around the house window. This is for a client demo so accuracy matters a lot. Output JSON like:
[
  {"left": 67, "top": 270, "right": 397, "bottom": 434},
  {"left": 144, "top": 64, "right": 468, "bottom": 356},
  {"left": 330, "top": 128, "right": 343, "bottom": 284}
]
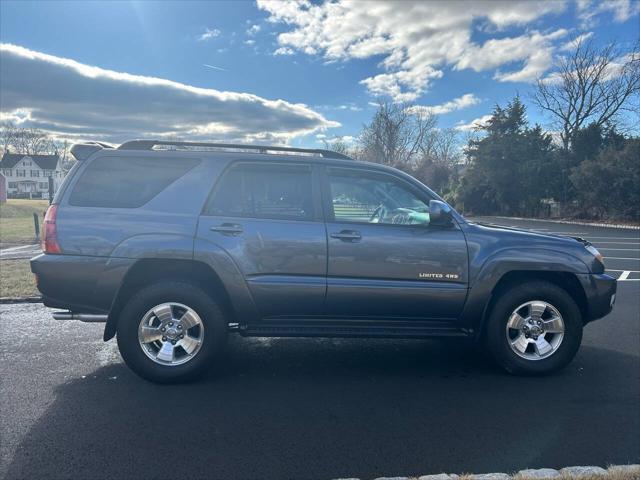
[
  {"left": 16, "top": 170, "right": 26, "bottom": 177},
  {"left": 39, "top": 182, "right": 48, "bottom": 189},
  {"left": 23, "top": 160, "right": 31, "bottom": 166},
  {"left": 31, "top": 170, "right": 40, "bottom": 177},
  {"left": 8, "top": 182, "right": 17, "bottom": 188}
]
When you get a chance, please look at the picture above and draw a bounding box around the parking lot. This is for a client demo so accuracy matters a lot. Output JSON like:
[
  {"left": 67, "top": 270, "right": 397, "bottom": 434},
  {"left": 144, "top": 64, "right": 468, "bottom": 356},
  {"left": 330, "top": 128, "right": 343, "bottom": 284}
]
[{"left": 1, "top": 218, "right": 638, "bottom": 480}]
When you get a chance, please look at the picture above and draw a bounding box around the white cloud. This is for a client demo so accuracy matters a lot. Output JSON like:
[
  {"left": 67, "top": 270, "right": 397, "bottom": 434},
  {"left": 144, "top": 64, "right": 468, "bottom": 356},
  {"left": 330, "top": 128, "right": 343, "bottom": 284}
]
[
  {"left": 455, "top": 114, "right": 493, "bottom": 131},
  {"left": 577, "top": 0, "right": 640, "bottom": 27},
  {"left": 197, "top": 28, "right": 221, "bottom": 42},
  {"left": 244, "top": 39, "right": 256, "bottom": 46},
  {"left": 246, "top": 24, "right": 261, "bottom": 36},
  {"left": 257, "top": 0, "right": 569, "bottom": 101},
  {"left": 408, "top": 93, "right": 481, "bottom": 116},
  {"left": 0, "top": 43, "right": 339, "bottom": 144},
  {"left": 559, "top": 32, "right": 594, "bottom": 51},
  {"left": 274, "top": 46, "right": 295, "bottom": 56}
]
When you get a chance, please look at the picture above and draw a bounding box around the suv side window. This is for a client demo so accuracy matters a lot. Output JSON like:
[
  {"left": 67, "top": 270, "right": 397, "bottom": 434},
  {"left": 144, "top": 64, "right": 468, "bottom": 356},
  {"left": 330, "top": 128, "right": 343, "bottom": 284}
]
[
  {"left": 205, "top": 163, "right": 314, "bottom": 221},
  {"left": 69, "top": 156, "right": 199, "bottom": 208},
  {"left": 327, "top": 168, "right": 430, "bottom": 226}
]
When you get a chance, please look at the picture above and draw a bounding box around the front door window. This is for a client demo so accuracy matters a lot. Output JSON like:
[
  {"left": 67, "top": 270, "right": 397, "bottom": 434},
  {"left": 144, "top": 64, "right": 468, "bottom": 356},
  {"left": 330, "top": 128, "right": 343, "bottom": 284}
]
[{"left": 327, "top": 170, "right": 430, "bottom": 226}]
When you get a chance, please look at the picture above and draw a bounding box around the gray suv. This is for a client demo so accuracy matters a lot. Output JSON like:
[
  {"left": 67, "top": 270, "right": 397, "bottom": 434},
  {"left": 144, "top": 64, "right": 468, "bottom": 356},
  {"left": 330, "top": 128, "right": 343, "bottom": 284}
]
[{"left": 31, "top": 140, "right": 617, "bottom": 383}]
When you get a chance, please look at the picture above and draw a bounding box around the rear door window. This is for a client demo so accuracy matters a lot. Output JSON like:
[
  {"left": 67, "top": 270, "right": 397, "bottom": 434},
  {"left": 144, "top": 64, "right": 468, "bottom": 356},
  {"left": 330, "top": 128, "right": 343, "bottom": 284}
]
[
  {"left": 204, "top": 163, "right": 314, "bottom": 221},
  {"left": 69, "top": 156, "right": 199, "bottom": 208}
]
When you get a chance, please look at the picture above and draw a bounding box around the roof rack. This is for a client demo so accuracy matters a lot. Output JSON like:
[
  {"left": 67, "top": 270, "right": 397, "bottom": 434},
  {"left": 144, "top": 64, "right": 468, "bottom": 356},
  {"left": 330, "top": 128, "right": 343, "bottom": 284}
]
[{"left": 117, "top": 139, "right": 353, "bottom": 160}]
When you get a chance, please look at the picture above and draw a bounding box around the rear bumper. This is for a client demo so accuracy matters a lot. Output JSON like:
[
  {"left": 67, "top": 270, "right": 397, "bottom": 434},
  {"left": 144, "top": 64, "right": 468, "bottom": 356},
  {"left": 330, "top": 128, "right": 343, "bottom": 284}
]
[
  {"left": 577, "top": 273, "right": 617, "bottom": 323},
  {"left": 30, "top": 253, "right": 133, "bottom": 313}
]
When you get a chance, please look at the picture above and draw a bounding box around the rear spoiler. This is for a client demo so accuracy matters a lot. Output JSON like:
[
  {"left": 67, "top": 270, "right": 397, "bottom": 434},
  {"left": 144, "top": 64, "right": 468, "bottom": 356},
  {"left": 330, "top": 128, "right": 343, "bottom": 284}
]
[{"left": 69, "top": 142, "right": 114, "bottom": 161}]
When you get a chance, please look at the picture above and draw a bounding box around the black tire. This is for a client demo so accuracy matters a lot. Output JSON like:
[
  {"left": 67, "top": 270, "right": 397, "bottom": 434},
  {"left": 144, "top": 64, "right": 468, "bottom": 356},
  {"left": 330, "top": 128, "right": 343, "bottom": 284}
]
[
  {"left": 116, "top": 281, "right": 227, "bottom": 383},
  {"left": 485, "top": 281, "right": 583, "bottom": 375}
]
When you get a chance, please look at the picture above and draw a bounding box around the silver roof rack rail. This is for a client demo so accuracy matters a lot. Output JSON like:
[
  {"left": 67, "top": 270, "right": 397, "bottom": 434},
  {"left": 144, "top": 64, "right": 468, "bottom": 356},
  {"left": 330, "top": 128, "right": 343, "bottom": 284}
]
[{"left": 117, "top": 139, "right": 353, "bottom": 160}]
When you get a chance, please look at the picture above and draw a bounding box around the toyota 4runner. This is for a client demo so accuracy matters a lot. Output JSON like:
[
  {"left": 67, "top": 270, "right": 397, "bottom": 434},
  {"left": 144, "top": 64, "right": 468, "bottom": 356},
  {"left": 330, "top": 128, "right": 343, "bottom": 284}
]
[{"left": 31, "top": 140, "right": 617, "bottom": 383}]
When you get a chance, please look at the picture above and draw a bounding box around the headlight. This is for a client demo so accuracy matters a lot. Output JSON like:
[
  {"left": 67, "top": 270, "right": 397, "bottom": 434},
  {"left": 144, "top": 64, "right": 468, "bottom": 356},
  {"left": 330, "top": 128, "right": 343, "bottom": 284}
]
[{"left": 585, "top": 244, "right": 604, "bottom": 265}]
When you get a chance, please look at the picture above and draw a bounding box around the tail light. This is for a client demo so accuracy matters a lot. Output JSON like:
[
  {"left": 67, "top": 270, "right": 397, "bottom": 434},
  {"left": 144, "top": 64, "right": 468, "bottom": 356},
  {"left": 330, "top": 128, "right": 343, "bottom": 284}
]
[{"left": 41, "top": 204, "right": 62, "bottom": 254}]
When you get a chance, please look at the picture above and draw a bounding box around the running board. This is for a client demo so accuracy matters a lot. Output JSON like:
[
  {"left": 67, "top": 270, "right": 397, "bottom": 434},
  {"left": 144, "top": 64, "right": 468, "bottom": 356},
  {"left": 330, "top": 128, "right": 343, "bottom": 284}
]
[{"left": 239, "top": 320, "right": 468, "bottom": 339}]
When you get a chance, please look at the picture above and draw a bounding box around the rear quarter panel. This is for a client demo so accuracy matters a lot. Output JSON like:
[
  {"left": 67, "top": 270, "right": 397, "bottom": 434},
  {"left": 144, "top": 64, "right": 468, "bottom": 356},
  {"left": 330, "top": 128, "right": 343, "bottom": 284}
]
[{"left": 38, "top": 151, "right": 227, "bottom": 312}]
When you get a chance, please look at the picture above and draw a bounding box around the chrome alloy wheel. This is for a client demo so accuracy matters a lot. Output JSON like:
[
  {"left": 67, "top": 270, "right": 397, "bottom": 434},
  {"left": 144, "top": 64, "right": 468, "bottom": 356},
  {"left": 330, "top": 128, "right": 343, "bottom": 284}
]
[
  {"left": 138, "top": 302, "right": 204, "bottom": 366},
  {"left": 505, "top": 300, "right": 565, "bottom": 361}
]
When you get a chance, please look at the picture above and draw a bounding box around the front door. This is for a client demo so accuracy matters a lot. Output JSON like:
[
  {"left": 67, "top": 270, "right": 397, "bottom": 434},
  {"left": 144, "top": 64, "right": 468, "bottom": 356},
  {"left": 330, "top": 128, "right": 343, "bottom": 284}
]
[
  {"left": 197, "top": 161, "right": 326, "bottom": 319},
  {"left": 322, "top": 167, "right": 468, "bottom": 320}
]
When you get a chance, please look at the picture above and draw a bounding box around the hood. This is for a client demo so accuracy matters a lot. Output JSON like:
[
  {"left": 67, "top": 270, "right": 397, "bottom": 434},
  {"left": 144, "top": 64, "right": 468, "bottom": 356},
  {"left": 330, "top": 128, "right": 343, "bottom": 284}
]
[{"left": 469, "top": 220, "right": 583, "bottom": 244}]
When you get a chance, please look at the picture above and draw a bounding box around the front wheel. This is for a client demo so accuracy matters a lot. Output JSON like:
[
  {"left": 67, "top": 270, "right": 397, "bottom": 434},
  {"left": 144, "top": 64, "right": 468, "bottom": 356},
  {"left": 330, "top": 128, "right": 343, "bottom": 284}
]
[
  {"left": 485, "top": 281, "right": 583, "bottom": 375},
  {"left": 116, "top": 281, "right": 227, "bottom": 383}
]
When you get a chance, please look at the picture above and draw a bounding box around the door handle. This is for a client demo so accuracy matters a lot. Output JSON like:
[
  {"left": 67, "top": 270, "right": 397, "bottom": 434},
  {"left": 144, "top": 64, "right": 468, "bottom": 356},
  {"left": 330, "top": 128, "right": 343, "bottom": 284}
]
[
  {"left": 330, "top": 230, "right": 361, "bottom": 241},
  {"left": 210, "top": 223, "right": 243, "bottom": 235}
]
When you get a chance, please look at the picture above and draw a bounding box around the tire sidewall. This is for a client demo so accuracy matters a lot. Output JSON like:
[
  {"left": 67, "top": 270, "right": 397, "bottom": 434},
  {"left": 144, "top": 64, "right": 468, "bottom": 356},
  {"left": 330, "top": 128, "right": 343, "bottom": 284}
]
[
  {"left": 117, "top": 282, "right": 227, "bottom": 383},
  {"left": 487, "top": 281, "right": 583, "bottom": 375}
]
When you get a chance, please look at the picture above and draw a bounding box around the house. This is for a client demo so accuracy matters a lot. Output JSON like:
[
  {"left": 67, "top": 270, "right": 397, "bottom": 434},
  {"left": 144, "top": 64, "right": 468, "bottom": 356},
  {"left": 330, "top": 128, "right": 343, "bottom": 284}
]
[{"left": 0, "top": 152, "right": 63, "bottom": 199}]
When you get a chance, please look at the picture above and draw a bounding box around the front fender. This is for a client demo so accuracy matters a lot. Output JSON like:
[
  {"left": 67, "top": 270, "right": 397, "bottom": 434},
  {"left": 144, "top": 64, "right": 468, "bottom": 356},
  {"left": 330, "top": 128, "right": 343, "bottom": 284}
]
[{"left": 459, "top": 247, "right": 590, "bottom": 332}]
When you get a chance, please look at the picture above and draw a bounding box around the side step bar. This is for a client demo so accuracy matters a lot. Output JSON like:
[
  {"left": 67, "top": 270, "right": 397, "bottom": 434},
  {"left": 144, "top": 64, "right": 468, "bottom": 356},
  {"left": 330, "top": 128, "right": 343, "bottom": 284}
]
[
  {"left": 239, "top": 320, "right": 469, "bottom": 339},
  {"left": 52, "top": 311, "right": 108, "bottom": 322}
]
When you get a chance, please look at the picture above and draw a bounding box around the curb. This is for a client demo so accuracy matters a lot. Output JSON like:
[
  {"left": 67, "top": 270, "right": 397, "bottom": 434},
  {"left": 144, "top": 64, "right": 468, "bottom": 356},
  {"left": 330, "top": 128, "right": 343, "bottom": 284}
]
[
  {"left": 480, "top": 216, "right": 640, "bottom": 230},
  {"left": 0, "top": 296, "right": 42, "bottom": 304},
  {"left": 334, "top": 464, "right": 640, "bottom": 480}
]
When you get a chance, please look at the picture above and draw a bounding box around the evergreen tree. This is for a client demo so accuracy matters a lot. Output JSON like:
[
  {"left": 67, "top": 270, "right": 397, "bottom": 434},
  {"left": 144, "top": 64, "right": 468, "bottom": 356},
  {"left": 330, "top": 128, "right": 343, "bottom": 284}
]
[{"left": 457, "top": 97, "right": 559, "bottom": 216}]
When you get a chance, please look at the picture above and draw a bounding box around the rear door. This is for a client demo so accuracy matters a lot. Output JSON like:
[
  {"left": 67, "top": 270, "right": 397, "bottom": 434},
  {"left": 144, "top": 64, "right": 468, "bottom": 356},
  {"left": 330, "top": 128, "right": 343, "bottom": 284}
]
[
  {"left": 197, "top": 161, "right": 327, "bottom": 318},
  {"left": 322, "top": 166, "right": 468, "bottom": 320}
]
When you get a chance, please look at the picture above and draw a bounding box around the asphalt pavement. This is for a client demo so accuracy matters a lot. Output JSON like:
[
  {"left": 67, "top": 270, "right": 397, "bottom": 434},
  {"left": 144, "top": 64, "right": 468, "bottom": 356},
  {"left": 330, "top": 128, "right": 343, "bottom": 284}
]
[{"left": 1, "top": 218, "right": 638, "bottom": 480}]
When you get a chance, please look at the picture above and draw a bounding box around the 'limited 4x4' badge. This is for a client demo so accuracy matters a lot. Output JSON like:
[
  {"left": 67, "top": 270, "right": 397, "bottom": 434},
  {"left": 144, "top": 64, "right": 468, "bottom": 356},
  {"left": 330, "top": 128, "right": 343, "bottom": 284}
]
[{"left": 419, "top": 272, "right": 460, "bottom": 280}]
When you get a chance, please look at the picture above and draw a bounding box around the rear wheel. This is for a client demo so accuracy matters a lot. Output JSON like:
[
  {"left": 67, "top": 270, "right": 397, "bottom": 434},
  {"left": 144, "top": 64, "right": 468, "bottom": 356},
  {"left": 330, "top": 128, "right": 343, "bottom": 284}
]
[
  {"left": 485, "top": 281, "right": 583, "bottom": 375},
  {"left": 116, "top": 281, "right": 227, "bottom": 383}
]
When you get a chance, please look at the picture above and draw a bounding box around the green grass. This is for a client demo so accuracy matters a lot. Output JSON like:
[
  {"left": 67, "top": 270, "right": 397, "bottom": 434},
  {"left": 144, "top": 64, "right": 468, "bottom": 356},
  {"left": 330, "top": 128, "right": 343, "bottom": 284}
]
[
  {"left": 0, "top": 199, "right": 49, "bottom": 246},
  {"left": 0, "top": 258, "right": 38, "bottom": 298}
]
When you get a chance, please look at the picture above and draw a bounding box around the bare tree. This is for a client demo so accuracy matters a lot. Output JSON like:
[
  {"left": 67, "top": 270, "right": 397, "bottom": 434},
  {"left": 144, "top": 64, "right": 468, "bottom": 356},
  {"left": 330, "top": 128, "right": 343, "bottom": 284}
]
[
  {"left": 423, "top": 128, "right": 461, "bottom": 166},
  {"left": 533, "top": 37, "right": 640, "bottom": 150},
  {"left": 358, "top": 101, "right": 437, "bottom": 168},
  {"left": 0, "top": 122, "right": 19, "bottom": 153},
  {"left": 0, "top": 124, "right": 57, "bottom": 155},
  {"left": 15, "top": 128, "right": 55, "bottom": 155},
  {"left": 322, "top": 136, "right": 352, "bottom": 156}
]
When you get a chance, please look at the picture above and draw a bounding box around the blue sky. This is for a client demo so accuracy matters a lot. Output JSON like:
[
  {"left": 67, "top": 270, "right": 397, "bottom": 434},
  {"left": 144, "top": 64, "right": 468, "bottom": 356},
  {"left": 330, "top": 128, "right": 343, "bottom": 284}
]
[{"left": 1, "top": 0, "right": 638, "bottom": 147}]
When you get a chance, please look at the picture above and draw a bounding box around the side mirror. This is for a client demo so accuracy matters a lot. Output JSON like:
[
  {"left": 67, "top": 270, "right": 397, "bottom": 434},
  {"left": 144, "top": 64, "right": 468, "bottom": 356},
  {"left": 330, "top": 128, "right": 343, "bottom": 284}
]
[{"left": 429, "top": 200, "right": 453, "bottom": 226}]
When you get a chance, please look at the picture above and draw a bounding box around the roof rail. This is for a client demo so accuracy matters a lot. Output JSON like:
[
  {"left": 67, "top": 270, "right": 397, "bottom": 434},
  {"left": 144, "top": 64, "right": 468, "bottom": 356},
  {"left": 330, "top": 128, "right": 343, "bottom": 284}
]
[
  {"left": 70, "top": 141, "right": 114, "bottom": 161},
  {"left": 117, "top": 139, "right": 353, "bottom": 160}
]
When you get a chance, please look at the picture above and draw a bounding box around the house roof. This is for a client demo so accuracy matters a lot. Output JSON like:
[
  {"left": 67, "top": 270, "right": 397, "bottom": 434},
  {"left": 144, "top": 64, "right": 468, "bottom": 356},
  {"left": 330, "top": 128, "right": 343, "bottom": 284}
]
[{"left": 0, "top": 153, "right": 60, "bottom": 170}]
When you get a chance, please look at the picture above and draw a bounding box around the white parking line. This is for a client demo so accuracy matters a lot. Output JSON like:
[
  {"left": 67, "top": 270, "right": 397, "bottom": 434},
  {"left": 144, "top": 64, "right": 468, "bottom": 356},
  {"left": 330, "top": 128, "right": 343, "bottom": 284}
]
[
  {"left": 604, "top": 256, "right": 640, "bottom": 260},
  {"left": 598, "top": 248, "right": 640, "bottom": 251},
  {"left": 618, "top": 271, "right": 631, "bottom": 281},
  {"left": 582, "top": 236, "right": 640, "bottom": 240},
  {"left": 594, "top": 242, "right": 640, "bottom": 245},
  {"left": 605, "top": 270, "right": 640, "bottom": 282}
]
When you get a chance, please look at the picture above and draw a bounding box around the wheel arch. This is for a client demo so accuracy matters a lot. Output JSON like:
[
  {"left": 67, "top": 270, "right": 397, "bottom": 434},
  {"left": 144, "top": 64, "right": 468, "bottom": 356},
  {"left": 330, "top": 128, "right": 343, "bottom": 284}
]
[
  {"left": 476, "top": 270, "right": 588, "bottom": 342},
  {"left": 104, "top": 258, "right": 236, "bottom": 341}
]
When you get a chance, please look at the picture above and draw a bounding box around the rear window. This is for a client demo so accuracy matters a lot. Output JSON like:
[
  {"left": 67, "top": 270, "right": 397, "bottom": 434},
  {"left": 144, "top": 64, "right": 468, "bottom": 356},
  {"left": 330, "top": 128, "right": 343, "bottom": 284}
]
[{"left": 69, "top": 156, "right": 199, "bottom": 208}]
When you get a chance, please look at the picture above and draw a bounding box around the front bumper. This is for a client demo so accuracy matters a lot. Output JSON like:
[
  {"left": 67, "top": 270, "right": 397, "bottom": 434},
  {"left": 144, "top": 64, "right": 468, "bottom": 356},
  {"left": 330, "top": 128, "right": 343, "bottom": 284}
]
[{"left": 577, "top": 273, "right": 617, "bottom": 323}]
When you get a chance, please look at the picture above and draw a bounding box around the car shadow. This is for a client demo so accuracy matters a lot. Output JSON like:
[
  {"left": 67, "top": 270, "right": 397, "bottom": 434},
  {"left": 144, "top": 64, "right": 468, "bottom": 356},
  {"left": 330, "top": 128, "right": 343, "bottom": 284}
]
[{"left": 4, "top": 337, "right": 639, "bottom": 480}]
